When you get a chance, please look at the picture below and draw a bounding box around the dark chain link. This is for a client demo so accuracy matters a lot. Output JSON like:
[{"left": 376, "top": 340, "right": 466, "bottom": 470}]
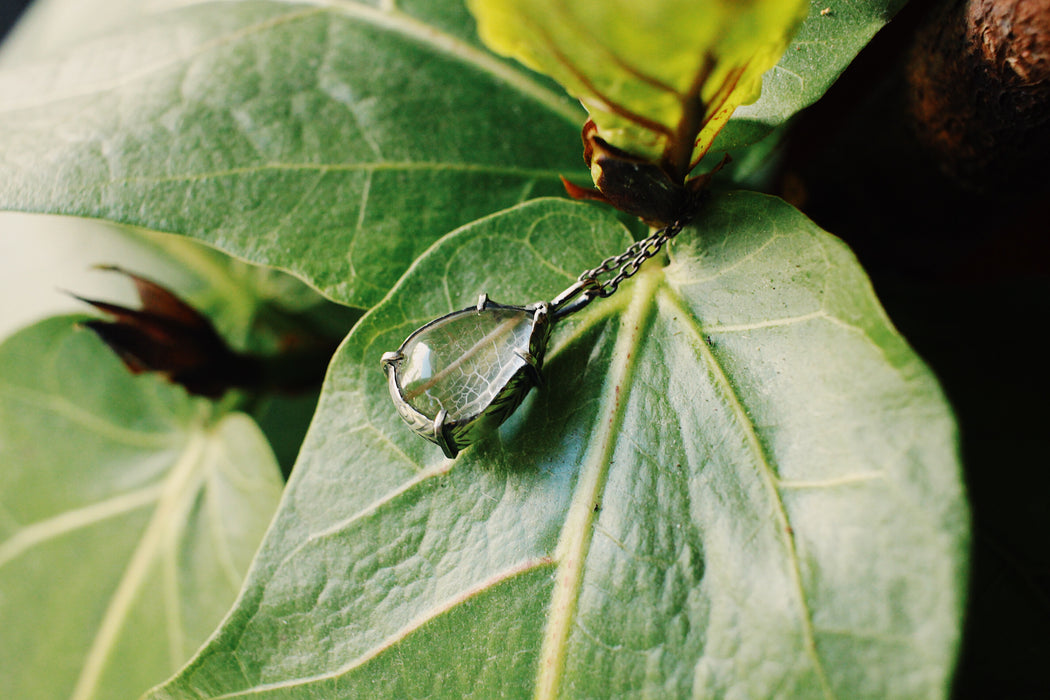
[{"left": 578, "top": 220, "right": 685, "bottom": 298}]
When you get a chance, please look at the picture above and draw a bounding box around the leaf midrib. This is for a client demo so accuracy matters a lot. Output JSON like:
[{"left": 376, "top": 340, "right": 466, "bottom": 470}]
[
  {"left": 104, "top": 161, "right": 575, "bottom": 187},
  {"left": 70, "top": 427, "right": 209, "bottom": 700},
  {"left": 533, "top": 262, "right": 661, "bottom": 700}
]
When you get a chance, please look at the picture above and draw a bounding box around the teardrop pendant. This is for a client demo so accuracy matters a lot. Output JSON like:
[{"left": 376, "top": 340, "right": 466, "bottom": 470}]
[
  {"left": 382, "top": 219, "right": 685, "bottom": 457},
  {"left": 382, "top": 294, "right": 551, "bottom": 458}
]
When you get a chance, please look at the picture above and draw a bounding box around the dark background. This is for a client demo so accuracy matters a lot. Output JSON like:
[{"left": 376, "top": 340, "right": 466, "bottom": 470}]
[
  {"left": 0, "top": 0, "right": 31, "bottom": 43},
  {"left": 1, "top": 0, "right": 1046, "bottom": 697}
]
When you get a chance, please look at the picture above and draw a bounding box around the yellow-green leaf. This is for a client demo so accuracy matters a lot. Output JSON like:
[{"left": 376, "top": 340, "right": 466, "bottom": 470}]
[{"left": 468, "top": 0, "right": 809, "bottom": 179}]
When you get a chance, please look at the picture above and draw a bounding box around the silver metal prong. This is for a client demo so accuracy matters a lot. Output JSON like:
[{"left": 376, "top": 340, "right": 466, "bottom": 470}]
[
  {"left": 380, "top": 351, "right": 402, "bottom": 370},
  {"left": 433, "top": 409, "right": 458, "bottom": 459},
  {"left": 513, "top": 349, "right": 543, "bottom": 387},
  {"left": 549, "top": 279, "right": 599, "bottom": 320},
  {"left": 476, "top": 293, "right": 489, "bottom": 312},
  {"left": 514, "top": 349, "right": 538, "bottom": 369}
]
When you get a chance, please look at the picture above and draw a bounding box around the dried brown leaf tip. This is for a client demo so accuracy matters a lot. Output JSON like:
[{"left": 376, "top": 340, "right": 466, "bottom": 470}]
[{"left": 72, "top": 266, "right": 261, "bottom": 399}]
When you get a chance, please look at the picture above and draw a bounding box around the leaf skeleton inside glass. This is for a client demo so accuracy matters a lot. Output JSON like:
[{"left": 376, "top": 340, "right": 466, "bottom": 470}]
[{"left": 382, "top": 215, "right": 687, "bottom": 457}]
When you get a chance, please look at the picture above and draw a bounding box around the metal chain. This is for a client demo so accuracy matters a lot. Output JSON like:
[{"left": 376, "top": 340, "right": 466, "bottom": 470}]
[{"left": 578, "top": 220, "right": 685, "bottom": 298}]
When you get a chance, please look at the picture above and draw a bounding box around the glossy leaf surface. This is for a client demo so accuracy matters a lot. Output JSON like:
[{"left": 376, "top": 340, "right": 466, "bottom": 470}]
[
  {"left": 149, "top": 196, "right": 968, "bottom": 699},
  {"left": 0, "top": 0, "right": 584, "bottom": 307},
  {"left": 0, "top": 316, "right": 284, "bottom": 700},
  {"left": 1, "top": 0, "right": 908, "bottom": 308}
]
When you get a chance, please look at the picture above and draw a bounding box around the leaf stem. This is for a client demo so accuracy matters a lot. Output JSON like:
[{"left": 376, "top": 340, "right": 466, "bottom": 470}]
[{"left": 663, "top": 54, "right": 716, "bottom": 182}]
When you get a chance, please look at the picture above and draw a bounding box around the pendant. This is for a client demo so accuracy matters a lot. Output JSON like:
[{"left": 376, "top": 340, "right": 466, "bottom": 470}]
[
  {"left": 382, "top": 281, "right": 596, "bottom": 458},
  {"left": 381, "top": 220, "right": 685, "bottom": 457}
]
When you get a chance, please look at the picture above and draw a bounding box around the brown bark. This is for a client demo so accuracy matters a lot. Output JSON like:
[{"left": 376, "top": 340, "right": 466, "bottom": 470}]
[{"left": 907, "top": 0, "right": 1050, "bottom": 193}]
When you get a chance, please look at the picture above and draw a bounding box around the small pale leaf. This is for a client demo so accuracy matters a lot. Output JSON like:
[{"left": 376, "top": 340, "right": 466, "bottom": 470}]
[{"left": 0, "top": 317, "right": 283, "bottom": 700}]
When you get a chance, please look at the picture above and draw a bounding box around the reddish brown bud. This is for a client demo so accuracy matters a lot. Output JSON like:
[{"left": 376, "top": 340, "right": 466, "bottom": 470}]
[
  {"left": 73, "top": 267, "right": 260, "bottom": 398},
  {"left": 561, "top": 119, "right": 723, "bottom": 227}
]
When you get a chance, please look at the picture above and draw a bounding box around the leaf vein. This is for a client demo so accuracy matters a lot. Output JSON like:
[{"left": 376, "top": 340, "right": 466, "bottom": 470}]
[
  {"left": 0, "top": 2, "right": 583, "bottom": 127},
  {"left": 777, "top": 472, "right": 886, "bottom": 490},
  {"left": 292, "top": 459, "right": 451, "bottom": 556},
  {"left": 207, "top": 439, "right": 249, "bottom": 591},
  {"left": 162, "top": 514, "right": 186, "bottom": 669},
  {"left": 320, "top": 0, "right": 583, "bottom": 125},
  {"left": 70, "top": 429, "right": 209, "bottom": 700},
  {"left": 106, "top": 160, "right": 571, "bottom": 186},
  {"left": 0, "top": 383, "right": 181, "bottom": 449},
  {"left": 657, "top": 286, "right": 836, "bottom": 700},
  {"left": 702, "top": 310, "right": 825, "bottom": 333},
  {"left": 0, "top": 483, "right": 163, "bottom": 569},
  {"left": 534, "top": 263, "right": 660, "bottom": 699},
  {"left": 346, "top": 421, "right": 421, "bottom": 473},
  {"left": 0, "top": 8, "right": 328, "bottom": 112},
  {"left": 213, "top": 557, "right": 556, "bottom": 698},
  {"left": 667, "top": 230, "right": 784, "bottom": 286}
]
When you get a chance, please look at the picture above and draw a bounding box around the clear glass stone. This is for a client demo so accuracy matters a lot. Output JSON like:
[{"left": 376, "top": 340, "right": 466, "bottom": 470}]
[{"left": 397, "top": 307, "right": 534, "bottom": 422}]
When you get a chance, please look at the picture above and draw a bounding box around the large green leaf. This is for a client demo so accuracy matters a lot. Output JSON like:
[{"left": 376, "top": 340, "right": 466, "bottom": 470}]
[
  {"left": 0, "top": 0, "right": 911, "bottom": 310},
  {"left": 0, "top": 0, "right": 585, "bottom": 307},
  {"left": 0, "top": 316, "right": 284, "bottom": 700},
  {"left": 149, "top": 195, "right": 967, "bottom": 699}
]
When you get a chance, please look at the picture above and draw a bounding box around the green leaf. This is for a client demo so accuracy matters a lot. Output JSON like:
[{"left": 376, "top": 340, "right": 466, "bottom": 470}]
[
  {"left": 0, "top": 212, "right": 353, "bottom": 479},
  {"left": 0, "top": 0, "right": 585, "bottom": 307},
  {"left": 466, "top": 0, "right": 907, "bottom": 176},
  {"left": 0, "top": 316, "right": 283, "bottom": 700},
  {"left": 149, "top": 196, "right": 968, "bottom": 699},
  {"left": 716, "top": 0, "right": 910, "bottom": 153},
  {"left": 468, "top": 0, "right": 809, "bottom": 170}
]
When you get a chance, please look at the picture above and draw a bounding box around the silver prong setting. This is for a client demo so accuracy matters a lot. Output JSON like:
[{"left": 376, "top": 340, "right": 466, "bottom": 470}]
[
  {"left": 383, "top": 296, "right": 552, "bottom": 458},
  {"left": 433, "top": 409, "right": 458, "bottom": 459},
  {"left": 514, "top": 349, "right": 543, "bottom": 387},
  {"left": 381, "top": 351, "right": 402, "bottom": 370}
]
